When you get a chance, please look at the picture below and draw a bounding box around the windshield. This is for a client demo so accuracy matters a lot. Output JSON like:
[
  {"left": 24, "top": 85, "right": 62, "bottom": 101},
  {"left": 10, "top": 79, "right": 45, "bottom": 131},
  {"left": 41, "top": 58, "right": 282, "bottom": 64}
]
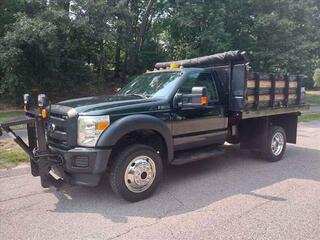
[{"left": 118, "top": 71, "right": 183, "bottom": 98}]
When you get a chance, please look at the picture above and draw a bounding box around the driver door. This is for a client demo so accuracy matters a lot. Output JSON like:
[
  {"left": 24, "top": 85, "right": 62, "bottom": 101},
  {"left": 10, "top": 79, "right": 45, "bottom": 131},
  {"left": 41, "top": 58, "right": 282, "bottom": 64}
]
[{"left": 172, "top": 71, "right": 227, "bottom": 151}]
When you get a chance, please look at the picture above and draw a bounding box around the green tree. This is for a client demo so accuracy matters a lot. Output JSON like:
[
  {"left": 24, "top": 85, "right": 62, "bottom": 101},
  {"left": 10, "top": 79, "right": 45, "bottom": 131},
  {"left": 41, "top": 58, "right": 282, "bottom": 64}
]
[
  {"left": 247, "top": 0, "right": 320, "bottom": 78},
  {"left": 0, "top": 3, "right": 93, "bottom": 102},
  {"left": 160, "top": 0, "right": 231, "bottom": 59},
  {"left": 0, "top": 0, "right": 26, "bottom": 37},
  {"left": 1, "top": 0, "right": 320, "bottom": 104}
]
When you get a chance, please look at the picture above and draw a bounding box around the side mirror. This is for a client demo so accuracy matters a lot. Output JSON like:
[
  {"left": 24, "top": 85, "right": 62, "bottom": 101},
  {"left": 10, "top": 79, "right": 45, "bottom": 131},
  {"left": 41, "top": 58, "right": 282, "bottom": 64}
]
[{"left": 174, "top": 87, "right": 208, "bottom": 109}]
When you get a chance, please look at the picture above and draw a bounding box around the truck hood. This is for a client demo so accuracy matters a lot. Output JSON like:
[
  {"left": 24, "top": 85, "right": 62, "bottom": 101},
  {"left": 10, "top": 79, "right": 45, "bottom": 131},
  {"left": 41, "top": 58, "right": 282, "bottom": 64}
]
[{"left": 54, "top": 95, "right": 164, "bottom": 115}]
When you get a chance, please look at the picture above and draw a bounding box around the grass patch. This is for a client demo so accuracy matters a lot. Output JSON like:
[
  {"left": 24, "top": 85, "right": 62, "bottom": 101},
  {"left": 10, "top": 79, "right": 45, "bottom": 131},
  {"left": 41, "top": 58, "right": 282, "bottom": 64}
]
[
  {"left": 0, "top": 111, "right": 23, "bottom": 122},
  {"left": 0, "top": 111, "right": 25, "bottom": 130},
  {"left": 306, "top": 93, "right": 320, "bottom": 106},
  {"left": 0, "top": 140, "right": 29, "bottom": 169},
  {"left": 299, "top": 112, "right": 320, "bottom": 122}
]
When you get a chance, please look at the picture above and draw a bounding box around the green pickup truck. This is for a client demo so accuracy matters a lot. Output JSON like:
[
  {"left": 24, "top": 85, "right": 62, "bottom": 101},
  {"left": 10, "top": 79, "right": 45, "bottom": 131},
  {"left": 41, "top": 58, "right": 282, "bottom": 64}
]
[{"left": 0, "top": 51, "right": 308, "bottom": 202}]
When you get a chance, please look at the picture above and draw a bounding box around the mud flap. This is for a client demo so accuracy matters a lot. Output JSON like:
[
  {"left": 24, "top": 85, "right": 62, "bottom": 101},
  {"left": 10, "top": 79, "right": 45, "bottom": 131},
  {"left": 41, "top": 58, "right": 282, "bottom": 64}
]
[{"left": 239, "top": 117, "right": 269, "bottom": 151}]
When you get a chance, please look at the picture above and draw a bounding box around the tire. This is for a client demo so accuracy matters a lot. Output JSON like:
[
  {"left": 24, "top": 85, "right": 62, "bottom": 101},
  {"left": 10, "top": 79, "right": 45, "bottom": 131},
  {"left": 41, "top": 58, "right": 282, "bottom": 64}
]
[
  {"left": 264, "top": 126, "right": 286, "bottom": 162},
  {"left": 109, "top": 144, "right": 163, "bottom": 202}
]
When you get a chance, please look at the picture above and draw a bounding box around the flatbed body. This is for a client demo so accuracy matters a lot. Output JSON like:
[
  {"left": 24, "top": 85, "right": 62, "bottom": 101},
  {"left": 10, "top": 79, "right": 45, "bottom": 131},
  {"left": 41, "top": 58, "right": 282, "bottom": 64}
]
[{"left": 241, "top": 105, "right": 309, "bottom": 119}]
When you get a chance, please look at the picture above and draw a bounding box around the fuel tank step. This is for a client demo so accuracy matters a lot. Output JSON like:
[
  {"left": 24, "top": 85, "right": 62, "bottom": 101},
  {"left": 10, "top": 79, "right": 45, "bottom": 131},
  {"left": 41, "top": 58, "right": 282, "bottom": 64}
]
[{"left": 171, "top": 145, "right": 224, "bottom": 165}]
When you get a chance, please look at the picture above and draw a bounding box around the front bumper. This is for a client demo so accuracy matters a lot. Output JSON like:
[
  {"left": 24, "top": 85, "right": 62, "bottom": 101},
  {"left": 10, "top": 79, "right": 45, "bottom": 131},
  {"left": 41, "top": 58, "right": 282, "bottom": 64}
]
[{"left": 48, "top": 145, "right": 112, "bottom": 187}]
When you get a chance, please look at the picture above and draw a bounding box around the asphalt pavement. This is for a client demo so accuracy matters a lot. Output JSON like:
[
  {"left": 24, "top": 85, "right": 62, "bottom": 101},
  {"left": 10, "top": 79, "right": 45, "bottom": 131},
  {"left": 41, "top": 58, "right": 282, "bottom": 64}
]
[
  {"left": 0, "top": 129, "right": 27, "bottom": 140},
  {"left": 0, "top": 122, "right": 319, "bottom": 240}
]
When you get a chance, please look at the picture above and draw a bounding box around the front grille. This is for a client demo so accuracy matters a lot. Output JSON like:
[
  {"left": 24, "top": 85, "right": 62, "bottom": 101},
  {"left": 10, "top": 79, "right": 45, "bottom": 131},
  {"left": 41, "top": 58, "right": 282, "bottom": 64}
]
[
  {"left": 50, "top": 112, "right": 68, "bottom": 120},
  {"left": 48, "top": 136, "right": 68, "bottom": 148},
  {"left": 47, "top": 112, "right": 69, "bottom": 149},
  {"left": 47, "top": 106, "right": 78, "bottom": 149}
]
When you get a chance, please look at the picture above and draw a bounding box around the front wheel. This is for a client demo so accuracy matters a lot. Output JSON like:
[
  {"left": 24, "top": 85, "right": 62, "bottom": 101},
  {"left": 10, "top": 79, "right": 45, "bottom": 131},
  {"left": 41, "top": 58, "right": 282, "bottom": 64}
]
[
  {"left": 109, "top": 144, "right": 163, "bottom": 202},
  {"left": 264, "top": 126, "right": 287, "bottom": 162}
]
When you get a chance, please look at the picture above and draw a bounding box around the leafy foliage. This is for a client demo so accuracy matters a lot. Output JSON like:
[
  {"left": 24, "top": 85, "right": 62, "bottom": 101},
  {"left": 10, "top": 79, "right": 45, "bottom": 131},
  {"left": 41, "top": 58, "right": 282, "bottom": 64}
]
[{"left": 0, "top": 0, "right": 319, "bottom": 104}]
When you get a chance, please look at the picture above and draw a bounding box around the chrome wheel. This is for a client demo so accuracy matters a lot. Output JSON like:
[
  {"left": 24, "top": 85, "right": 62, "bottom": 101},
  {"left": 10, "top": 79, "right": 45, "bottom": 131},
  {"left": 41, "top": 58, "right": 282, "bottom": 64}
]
[
  {"left": 124, "top": 156, "right": 156, "bottom": 193},
  {"left": 271, "top": 132, "right": 284, "bottom": 156}
]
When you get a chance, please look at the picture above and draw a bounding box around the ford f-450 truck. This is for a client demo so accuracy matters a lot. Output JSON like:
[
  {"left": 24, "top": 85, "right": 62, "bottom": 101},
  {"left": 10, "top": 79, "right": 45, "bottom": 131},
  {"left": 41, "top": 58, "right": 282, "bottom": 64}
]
[{"left": 0, "top": 51, "right": 309, "bottom": 202}]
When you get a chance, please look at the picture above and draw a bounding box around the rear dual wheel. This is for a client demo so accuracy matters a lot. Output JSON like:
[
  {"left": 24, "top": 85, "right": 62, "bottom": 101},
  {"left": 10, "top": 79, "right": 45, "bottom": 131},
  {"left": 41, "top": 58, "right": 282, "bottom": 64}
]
[
  {"left": 109, "top": 144, "right": 163, "bottom": 202},
  {"left": 264, "top": 126, "right": 286, "bottom": 162}
]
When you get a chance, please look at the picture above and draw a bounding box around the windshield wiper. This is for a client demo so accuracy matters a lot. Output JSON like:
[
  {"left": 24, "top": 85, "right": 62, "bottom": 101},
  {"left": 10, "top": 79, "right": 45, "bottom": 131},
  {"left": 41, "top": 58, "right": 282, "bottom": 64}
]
[{"left": 125, "top": 94, "right": 147, "bottom": 98}]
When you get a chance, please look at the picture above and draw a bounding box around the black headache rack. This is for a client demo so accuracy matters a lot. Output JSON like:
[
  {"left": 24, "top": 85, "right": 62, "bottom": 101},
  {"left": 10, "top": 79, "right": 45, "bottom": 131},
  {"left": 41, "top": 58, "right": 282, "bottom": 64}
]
[{"left": 0, "top": 109, "right": 69, "bottom": 188}]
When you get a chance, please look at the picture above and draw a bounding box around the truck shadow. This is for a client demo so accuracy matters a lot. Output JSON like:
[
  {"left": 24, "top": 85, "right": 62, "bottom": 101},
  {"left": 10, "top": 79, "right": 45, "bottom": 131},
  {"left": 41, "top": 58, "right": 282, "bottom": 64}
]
[{"left": 51, "top": 144, "right": 320, "bottom": 223}]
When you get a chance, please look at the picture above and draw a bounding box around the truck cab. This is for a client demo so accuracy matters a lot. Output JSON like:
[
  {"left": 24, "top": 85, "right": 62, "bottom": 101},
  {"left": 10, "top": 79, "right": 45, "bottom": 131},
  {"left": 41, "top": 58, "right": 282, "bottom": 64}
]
[{"left": 45, "top": 67, "right": 227, "bottom": 199}]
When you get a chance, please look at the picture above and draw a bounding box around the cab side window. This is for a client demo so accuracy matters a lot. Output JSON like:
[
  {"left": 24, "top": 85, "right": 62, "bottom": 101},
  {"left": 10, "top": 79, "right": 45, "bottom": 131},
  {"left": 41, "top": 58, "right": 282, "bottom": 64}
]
[{"left": 180, "top": 72, "right": 219, "bottom": 102}]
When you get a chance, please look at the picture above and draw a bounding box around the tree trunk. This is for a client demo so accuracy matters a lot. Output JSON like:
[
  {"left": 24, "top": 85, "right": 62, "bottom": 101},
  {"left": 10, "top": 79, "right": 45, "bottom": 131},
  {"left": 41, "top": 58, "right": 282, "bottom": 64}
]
[
  {"left": 124, "top": 49, "right": 128, "bottom": 74},
  {"left": 99, "top": 40, "right": 105, "bottom": 82},
  {"left": 132, "top": 0, "right": 157, "bottom": 66},
  {"left": 114, "top": 30, "right": 121, "bottom": 78},
  {"left": 114, "top": 0, "right": 130, "bottom": 78}
]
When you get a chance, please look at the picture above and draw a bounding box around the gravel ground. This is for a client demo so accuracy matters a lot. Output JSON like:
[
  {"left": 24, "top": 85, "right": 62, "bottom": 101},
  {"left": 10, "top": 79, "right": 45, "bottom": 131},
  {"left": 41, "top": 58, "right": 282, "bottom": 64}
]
[{"left": 0, "top": 122, "right": 319, "bottom": 240}]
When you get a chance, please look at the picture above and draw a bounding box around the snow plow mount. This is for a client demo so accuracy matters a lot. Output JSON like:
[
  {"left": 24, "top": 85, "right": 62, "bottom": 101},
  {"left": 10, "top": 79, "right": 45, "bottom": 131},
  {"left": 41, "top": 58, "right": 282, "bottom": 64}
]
[{"left": 0, "top": 99, "right": 67, "bottom": 188}]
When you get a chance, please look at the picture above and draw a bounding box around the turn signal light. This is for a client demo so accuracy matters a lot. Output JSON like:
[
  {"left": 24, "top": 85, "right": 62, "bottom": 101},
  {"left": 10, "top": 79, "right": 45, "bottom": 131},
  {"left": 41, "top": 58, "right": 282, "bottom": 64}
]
[
  {"left": 201, "top": 96, "right": 208, "bottom": 106},
  {"left": 41, "top": 109, "right": 47, "bottom": 119},
  {"left": 96, "top": 121, "right": 110, "bottom": 132}
]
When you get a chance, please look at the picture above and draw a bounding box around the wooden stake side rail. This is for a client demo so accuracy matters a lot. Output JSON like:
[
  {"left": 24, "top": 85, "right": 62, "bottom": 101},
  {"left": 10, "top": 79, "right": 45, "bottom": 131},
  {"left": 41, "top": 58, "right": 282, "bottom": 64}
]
[{"left": 245, "top": 72, "right": 303, "bottom": 110}]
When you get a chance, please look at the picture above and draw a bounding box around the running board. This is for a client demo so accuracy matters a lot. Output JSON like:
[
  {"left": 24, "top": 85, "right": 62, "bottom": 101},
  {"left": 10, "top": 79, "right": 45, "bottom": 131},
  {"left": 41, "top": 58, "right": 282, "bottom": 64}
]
[{"left": 171, "top": 145, "right": 224, "bottom": 165}]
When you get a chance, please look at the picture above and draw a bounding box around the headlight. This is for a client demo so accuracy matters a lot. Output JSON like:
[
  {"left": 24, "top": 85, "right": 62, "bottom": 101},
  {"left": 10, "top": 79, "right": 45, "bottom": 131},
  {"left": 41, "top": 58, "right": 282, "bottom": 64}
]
[{"left": 77, "top": 115, "right": 110, "bottom": 147}]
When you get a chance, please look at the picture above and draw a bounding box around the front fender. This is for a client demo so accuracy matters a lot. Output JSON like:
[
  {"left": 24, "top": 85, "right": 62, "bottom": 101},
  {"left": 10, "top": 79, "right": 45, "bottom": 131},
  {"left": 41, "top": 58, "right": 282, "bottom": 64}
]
[{"left": 96, "top": 114, "right": 174, "bottom": 161}]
